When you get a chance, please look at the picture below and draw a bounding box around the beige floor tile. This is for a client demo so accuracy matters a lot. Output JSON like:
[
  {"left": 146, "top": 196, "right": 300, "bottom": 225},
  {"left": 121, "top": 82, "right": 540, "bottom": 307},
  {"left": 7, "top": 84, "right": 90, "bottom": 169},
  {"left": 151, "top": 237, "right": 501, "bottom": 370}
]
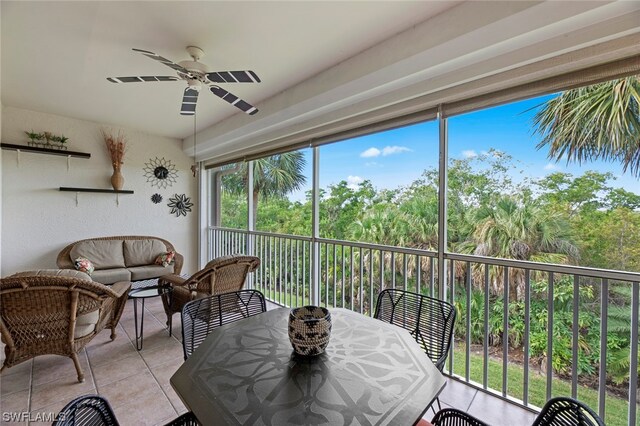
[
  {"left": 111, "top": 388, "right": 176, "bottom": 426},
  {"left": 0, "top": 389, "right": 30, "bottom": 415},
  {"left": 98, "top": 371, "right": 161, "bottom": 409},
  {"left": 91, "top": 353, "right": 147, "bottom": 388},
  {"left": 1, "top": 360, "right": 33, "bottom": 378},
  {"left": 0, "top": 368, "right": 31, "bottom": 395},
  {"left": 149, "top": 358, "right": 184, "bottom": 389},
  {"left": 30, "top": 377, "right": 96, "bottom": 411},
  {"left": 86, "top": 336, "right": 137, "bottom": 367},
  {"left": 438, "top": 378, "right": 478, "bottom": 412},
  {"left": 161, "top": 384, "right": 189, "bottom": 415},
  {"left": 32, "top": 352, "right": 90, "bottom": 387},
  {"left": 467, "top": 390, "right": 538, "bottom": 426},
  {"left": 27, "top": 398, "right": 74, "bottom": 426},
  {"left": 138, "top": 340, "right": 183, "bottom": 368}
]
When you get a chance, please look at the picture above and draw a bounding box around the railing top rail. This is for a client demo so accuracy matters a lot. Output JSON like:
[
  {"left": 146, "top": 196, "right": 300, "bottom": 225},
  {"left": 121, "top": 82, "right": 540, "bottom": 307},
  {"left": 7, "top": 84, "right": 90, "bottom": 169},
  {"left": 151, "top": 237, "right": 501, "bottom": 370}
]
[
  {"left": 210, "top": 226, "right": 640, "bottom": 282},
  {"left": 210, "top": 226, "right": 313, "bottom": 242},
  {"left": 446, "top": 252, "right": 640, "bottom": 282},
  {"left": 315, "top": 237, "right": 438, "bottom": 257}
]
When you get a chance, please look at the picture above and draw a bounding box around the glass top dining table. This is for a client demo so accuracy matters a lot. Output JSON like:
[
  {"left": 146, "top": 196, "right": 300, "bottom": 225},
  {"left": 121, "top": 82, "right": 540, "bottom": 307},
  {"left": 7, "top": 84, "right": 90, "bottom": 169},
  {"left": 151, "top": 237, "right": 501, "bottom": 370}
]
[{"left": 170, "top": 307, "right": 446, "bottom": 426}]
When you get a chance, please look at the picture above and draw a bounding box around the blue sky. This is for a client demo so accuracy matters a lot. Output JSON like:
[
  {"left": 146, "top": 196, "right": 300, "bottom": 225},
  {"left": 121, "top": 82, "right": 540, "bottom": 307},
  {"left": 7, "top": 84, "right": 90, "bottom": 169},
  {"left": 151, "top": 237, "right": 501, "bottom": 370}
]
[{"left": 288, "top": 94, "right": 639, "bottom": 201}]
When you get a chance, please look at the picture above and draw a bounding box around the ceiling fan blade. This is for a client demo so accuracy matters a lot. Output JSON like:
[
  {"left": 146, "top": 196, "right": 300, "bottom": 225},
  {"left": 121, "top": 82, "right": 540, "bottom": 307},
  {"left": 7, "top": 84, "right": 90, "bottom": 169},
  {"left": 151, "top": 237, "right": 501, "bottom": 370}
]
[
  {"left": 180, "top": 88, "right": 199, "bottom": 116},
  {"left": 209, "top": 86, "right": 258, "bottom": 115},
  {"left": 106, "top": 76, "right": 179, "bottom": 83},
  {"left": 206, "top": 70, "right": 261, "bottom": 84},
  {"left": 132, "top": 48, "right": 192, "bottom": 76}
]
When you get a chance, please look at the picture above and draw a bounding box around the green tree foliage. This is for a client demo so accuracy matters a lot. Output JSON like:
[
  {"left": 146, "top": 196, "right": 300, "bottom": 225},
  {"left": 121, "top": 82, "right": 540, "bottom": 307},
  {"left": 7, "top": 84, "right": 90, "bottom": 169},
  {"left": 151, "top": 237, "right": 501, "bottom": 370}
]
[{"left": 533, "top": 76, "right": 640, "bottom": 178}]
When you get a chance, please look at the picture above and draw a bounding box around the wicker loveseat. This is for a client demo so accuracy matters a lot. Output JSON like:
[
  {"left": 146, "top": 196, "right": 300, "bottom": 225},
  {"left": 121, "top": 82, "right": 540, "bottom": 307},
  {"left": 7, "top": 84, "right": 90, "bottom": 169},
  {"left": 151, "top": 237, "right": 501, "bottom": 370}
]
[
  {"left": 57, "top": 236, "right": 183, "bottom": 285},
  {"left": 0, "top": 269, "right": 130, "bottom": 382}
]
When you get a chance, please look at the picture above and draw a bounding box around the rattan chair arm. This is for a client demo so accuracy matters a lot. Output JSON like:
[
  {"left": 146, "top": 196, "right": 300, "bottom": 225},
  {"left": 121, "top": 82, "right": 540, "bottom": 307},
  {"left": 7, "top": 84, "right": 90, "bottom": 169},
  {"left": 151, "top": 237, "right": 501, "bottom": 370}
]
[
  {"left": 110, "top": 281, "right": 130, "bottom": 298},
  {"left": 173, "top": 253, "right": 184, "bottom": 275},
  {"left": 159, "top": 274, "right": 188, "bottom": 287}
]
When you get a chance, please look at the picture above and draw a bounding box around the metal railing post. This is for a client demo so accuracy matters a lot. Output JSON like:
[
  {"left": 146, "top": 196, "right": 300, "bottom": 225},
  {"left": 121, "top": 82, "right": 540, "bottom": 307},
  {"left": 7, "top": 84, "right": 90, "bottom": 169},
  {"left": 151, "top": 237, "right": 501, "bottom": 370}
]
[
  {"left": 437, "top": 105, "right": 448, "bottom": 301},
  {"left": 311, "top": 147, "right": 321, "bottom": 306}
]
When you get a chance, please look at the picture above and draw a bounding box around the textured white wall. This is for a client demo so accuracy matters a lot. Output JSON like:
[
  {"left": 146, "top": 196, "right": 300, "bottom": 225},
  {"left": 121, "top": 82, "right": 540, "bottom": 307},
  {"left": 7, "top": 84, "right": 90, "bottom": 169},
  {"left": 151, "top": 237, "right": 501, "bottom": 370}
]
[{"left": 1, "top": 106, "right": 197, "bottom": 276}]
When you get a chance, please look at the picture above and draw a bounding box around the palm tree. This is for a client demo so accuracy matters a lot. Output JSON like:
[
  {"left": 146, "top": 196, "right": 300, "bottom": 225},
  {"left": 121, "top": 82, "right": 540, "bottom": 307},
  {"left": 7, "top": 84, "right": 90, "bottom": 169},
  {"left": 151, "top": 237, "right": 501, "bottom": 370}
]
[
  {"left": 458, "top": 198, "right": 579, "bottom": 301},
  {"left": 222, "top": 152, "right": 307, "bottom": 226},
  {"left": 533, "top": 76, "right": 640, "bottom": 178}
]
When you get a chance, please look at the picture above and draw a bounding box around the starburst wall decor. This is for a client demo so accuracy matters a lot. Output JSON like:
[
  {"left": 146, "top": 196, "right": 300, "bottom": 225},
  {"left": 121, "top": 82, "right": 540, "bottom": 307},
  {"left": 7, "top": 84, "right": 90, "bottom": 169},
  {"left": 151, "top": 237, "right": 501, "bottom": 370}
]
[
  {"left": 143, "top": 157, "right": 178, "bottom": 189},
  {"left": 151, "top": 193, "right": 163, "bottom": 204},
  {"left": 168, "top": 194, "right": 193, "bottom": 217}
]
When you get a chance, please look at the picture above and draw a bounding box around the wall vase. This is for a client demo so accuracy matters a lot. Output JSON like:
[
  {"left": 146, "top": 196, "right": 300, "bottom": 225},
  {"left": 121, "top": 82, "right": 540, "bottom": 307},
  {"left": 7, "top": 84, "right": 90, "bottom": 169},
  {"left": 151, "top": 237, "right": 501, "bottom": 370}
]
[{"left": 111, "top": 167, "right": 124, "bottom": 191}]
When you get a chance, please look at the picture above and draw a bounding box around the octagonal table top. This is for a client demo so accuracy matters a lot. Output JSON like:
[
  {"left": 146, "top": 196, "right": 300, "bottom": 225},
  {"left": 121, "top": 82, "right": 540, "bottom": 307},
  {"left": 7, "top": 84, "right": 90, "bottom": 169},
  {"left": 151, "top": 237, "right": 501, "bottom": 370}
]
[{"left": 171, "top": 307, "right": 446, "bottom": 426}]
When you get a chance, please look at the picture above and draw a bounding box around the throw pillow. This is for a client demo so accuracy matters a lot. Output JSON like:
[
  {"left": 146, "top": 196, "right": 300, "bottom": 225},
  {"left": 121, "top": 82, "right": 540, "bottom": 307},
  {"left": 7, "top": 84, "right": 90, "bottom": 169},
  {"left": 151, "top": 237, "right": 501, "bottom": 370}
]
[
  {"left": 74, "top": 257, "right": 95, "bottom": 276},
  {"left": 155, "top": 251, "right": 176, "bottom": 267}
]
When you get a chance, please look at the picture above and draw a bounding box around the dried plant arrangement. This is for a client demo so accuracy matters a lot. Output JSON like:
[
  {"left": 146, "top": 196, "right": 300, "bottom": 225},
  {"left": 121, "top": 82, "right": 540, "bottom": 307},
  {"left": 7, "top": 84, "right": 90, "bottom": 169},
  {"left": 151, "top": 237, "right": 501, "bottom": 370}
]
[{"left": 102, "top": 129, "right": 127, "bottom": 170}]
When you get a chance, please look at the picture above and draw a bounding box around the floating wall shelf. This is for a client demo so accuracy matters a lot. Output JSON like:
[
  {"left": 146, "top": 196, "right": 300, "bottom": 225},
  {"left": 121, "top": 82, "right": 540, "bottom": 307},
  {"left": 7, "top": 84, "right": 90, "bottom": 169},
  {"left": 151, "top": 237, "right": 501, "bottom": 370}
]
[
  {"left": 1, "top": 143, "right": 91, "bottom": 159},
  {"left": 59, "top": 187, "right": 134, "bottom": 194}
]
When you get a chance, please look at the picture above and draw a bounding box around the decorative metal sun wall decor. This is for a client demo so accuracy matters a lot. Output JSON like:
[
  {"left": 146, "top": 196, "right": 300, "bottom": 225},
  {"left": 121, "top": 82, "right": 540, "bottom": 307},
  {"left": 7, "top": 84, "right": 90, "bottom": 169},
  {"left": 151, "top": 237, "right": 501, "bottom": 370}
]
[
  {"left": 167, "top": 194, "right": 193, "bottom": 217},
  {"left": 151, "top": 193, "right": 163, "bottom": 204},
  {"left": 143, "top": 157, "right": 178, "bottom": 189}
]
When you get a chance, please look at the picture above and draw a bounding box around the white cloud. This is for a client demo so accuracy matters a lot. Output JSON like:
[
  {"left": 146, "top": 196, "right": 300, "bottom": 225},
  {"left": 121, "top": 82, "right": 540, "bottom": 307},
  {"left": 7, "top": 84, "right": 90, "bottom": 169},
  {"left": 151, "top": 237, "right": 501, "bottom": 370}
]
[
  {"left": 382, "top": 145, "right": 412, "bottom": 156},
  {"left": 360, "top": 147, "right": 381, "bottom": 158},
  {"left": 346, "top": 175, "right": 364, "bottom": 190},
  {"left": 462, "top": 150, "right": 478, "bottom": 158},
  {"left": 544, "top": 163, "right": 558, "bottom": 170}
]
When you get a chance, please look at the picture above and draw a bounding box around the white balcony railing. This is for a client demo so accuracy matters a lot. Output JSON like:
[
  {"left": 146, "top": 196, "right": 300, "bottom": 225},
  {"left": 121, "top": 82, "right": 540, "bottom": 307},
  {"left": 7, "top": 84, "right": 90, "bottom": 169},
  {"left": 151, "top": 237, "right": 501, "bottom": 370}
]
[{"left": 209, "top": 226, "right": 639, "bottom": 426}]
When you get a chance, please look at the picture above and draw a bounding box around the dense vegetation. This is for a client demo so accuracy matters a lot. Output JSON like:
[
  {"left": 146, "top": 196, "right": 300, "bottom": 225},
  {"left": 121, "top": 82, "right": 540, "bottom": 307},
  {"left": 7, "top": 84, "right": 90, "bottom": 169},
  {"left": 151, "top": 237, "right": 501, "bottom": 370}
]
[{"left": 221, "top": 151, "right": 639, "bottom": 393}]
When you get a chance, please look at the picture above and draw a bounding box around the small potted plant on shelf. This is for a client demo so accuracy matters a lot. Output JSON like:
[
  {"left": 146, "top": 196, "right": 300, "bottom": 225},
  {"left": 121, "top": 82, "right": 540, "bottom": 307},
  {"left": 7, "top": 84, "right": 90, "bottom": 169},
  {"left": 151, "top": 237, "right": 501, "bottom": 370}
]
[
  {"left": 50, "top": 135, "right": 69, "bottom": 150},
  {"left": 25, "top": 131, "right": 44, "bottom": 146}
]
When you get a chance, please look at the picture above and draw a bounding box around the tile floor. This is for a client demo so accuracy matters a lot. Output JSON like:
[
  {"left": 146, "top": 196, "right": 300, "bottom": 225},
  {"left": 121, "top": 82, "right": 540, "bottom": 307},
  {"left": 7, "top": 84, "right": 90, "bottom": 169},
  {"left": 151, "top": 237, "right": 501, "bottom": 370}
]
[{"left": 1, "top": 296, "right": 537, "bottom": 426}]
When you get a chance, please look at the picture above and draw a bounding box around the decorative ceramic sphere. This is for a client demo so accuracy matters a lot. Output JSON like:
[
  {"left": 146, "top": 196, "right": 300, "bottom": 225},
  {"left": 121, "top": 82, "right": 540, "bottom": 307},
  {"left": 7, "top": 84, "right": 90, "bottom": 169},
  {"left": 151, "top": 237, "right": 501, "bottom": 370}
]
[{"left": 288, "top": 306, "right": 332, "bottom": 356}]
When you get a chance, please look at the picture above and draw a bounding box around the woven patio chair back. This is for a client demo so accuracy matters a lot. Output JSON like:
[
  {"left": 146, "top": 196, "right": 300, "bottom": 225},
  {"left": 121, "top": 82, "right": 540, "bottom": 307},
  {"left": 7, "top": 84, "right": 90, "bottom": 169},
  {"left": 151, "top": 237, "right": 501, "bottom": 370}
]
[
  {"left": 53, "top": 395, "right": 119, "bottom": 426},
  {"left": 431, "top": 408, "right": 490, "bottom": 426},
  {"left": 374, "top": 288, "right": 456, "bottom": 371},
  {"left": 532, "top": 397, "right": 605, "bottom": 426},
  {"left": 181, "top": 289, "right": 267, "bottom": 360}
]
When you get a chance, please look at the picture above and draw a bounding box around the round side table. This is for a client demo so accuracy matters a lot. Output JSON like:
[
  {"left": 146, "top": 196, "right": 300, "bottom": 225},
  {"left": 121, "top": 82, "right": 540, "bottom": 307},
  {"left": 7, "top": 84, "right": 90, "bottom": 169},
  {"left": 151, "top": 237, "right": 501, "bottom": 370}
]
[{"left": 128, "top": 285, "right": 172, "bottom": 350}]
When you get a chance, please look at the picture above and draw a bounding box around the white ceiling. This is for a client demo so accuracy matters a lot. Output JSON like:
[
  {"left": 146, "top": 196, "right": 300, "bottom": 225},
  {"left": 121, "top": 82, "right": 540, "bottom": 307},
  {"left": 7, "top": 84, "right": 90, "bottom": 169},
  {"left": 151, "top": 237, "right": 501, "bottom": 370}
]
[
  {"left": 2, "top": 1, "right": 639, "bottom": 162},
  {"left": 1, "top": 1, "right": 457, "bottom": 139}
]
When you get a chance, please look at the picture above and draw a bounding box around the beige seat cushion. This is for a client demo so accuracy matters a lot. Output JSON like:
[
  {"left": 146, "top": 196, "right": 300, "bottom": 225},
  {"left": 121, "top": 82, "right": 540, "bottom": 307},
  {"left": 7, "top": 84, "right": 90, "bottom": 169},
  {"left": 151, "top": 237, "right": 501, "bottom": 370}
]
[
  {"left": 123, "top": 239, "right": 166, "bottom": 267},
  {"left": 75, "top": 309, "right": 99, "bottom": 338},
  {"left": 91, "top": 268, "right": 131, "bottom": 285},
  {"left": 128, "top": 265, "right": 173, "bottom": 281},
  {"left": 70, "top": 240, "right": 125, "bottom": 269},
  {"left": 10, "top": 269, "right": 92, "bottom": 281}
]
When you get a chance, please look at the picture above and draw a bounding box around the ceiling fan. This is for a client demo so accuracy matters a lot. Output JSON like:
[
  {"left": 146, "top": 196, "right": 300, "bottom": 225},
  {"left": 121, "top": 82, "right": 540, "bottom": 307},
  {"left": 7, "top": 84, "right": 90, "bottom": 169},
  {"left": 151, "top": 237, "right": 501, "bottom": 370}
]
[{"left": 107, "top": 46, "right": 260, "bottom": 116}]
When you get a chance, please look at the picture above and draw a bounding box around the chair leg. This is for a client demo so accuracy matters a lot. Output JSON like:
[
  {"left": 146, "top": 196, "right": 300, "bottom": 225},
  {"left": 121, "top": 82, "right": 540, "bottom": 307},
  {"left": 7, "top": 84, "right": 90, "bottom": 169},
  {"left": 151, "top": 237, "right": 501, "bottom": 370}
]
[
  {"left": 70, "top": 353, "right": 84, "bottom": 383},
  {"left": 429, "top": 397, "right": 442, "bottom": 415},
  {"left": 110, "top": 326, "right": 117, "bottom": 340}
]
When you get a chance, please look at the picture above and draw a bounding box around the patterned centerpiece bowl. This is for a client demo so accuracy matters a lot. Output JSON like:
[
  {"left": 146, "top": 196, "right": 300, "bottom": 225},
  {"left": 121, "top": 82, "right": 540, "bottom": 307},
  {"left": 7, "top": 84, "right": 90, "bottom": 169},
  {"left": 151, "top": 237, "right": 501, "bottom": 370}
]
[{"left": 288, "top": 306, "right": 332, "bottom": 356}]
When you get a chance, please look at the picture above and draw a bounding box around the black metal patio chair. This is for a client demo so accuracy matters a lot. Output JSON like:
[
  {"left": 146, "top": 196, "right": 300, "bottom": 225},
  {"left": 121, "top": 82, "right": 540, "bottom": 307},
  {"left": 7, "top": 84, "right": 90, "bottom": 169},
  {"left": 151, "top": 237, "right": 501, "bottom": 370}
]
[
  {"left": 532, "top": 397, "right": 605, "bottom": 426},
  {"left": 53, "top": 395, "right": 119, "bottom": 426},
  {"left": 181, "top": 289, "right": 267, "bottom": 360},
  {"left": 54, "top": 394, "right": 200, "bottom": 426},
  {"left": 430, "top": 408, "right": 490, "bottom": 426},
  {"left": 374, "top": 288, "right": 456, "bottom": 412}
]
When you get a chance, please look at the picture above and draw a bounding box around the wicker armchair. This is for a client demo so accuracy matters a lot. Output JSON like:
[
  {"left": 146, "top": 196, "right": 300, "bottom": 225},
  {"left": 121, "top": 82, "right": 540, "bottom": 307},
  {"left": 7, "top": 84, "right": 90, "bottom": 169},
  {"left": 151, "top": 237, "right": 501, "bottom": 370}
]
[
  {"left": 0, "top": 270, "right": 130, "bottom": 382},
  {"left": 159, "top": 255, "right": 260, "bottom": 334},
  {"left": 181, "top": 289, "right": 266, "bottom": 359},
  {"left": 532, "top": 397, "right": 605, "bottom": 426},
  {"left": 374, "top": 288, "right": 456, "bottom": 412}
]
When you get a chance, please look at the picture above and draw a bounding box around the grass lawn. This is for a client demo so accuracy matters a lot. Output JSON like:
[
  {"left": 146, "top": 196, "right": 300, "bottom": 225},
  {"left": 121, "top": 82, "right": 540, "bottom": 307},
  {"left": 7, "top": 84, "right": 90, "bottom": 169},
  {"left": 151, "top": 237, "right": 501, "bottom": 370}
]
[{"left": 450, "top": 346, "right": 636, "bottom": 426}]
